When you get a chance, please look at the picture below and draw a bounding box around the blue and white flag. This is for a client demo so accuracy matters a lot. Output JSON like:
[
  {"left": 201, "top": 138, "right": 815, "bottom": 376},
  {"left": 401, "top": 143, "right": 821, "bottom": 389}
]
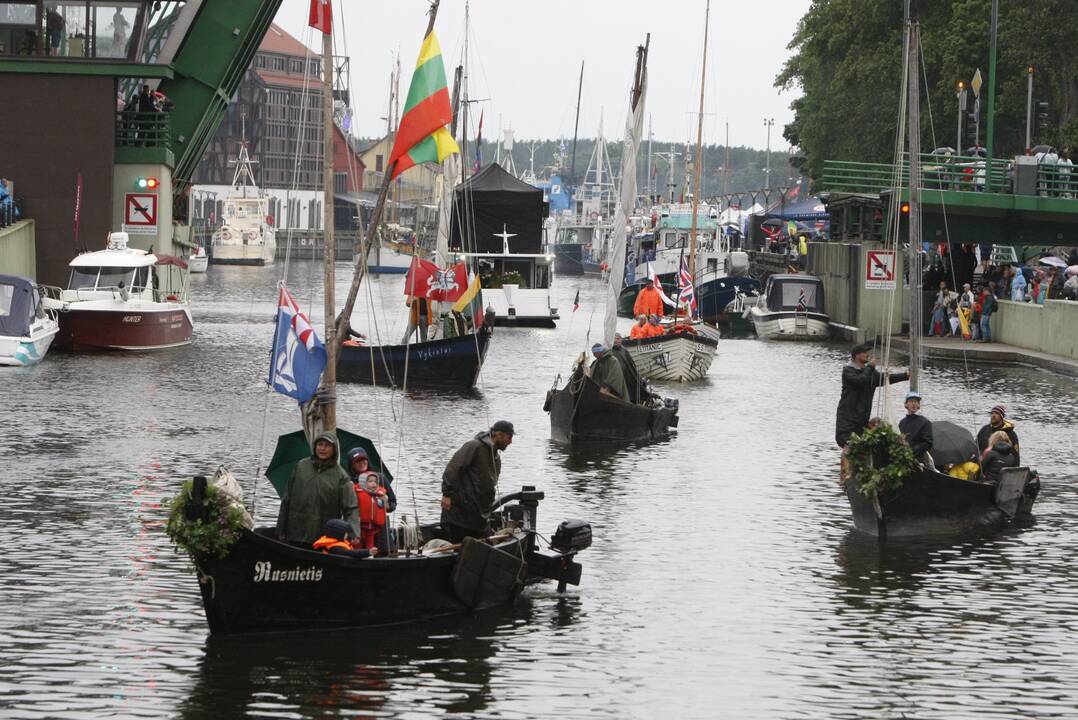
[{"left": 268, "top": 286, "right": 327, "bottom": 404}]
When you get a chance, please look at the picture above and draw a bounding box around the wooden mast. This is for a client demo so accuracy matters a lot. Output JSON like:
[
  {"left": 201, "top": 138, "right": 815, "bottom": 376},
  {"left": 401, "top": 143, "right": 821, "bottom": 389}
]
[
  {"left": 688, "top": 0, "right": 710, "bottom": 282},
  {"left": 333, "top": 0, "right": 441, "bottom": 359},
  {"left": 321, "top": 10, "right": 337, "bottom": 432},
  {"left": 907, "top": 19, "right": 922, "bottom": 390}
]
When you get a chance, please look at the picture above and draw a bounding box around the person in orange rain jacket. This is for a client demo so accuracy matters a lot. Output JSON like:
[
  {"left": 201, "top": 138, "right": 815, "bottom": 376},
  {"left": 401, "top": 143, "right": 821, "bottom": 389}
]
[
  {"left": 312, "top": 519, "right": 377, "bottom": 558},
  {"left": 645, "top": 313, "right": 665, "bottom": 337},
  {"left": 629, "top": 314, "right": 649, "bottom": 339},
  {"left": 356, "top": 474, "right": 389, "bottom": 550},
  {"left": 633, "top": 283, "right": 665, "bottom": 318}
]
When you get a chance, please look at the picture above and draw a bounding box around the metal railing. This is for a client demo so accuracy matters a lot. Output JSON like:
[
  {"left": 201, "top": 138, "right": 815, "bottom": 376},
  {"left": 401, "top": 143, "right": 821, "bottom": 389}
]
[
  {"left": 115, "top": 111, "right": 171, "bottom": 148},
  {"left": 1035, "top": 163, "right": 1078, "bottom": 198},
  {"left": 820, "top": 153, "right": 1010, "bottom": 194}
]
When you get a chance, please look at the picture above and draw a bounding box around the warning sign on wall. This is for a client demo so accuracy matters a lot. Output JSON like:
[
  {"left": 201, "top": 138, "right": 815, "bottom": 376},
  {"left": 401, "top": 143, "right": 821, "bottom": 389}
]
[
  {"left": 865, "top": 250, "right": 897, "bottom": 290},
  {"left": 123, "top": 193, "right": 158, "bottom": 235}
]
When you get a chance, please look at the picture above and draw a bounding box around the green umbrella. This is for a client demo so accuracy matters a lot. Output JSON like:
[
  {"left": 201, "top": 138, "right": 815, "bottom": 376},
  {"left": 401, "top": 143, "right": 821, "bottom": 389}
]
[{"left": 264, "top": 428, "right": 394, "bottom": 498}]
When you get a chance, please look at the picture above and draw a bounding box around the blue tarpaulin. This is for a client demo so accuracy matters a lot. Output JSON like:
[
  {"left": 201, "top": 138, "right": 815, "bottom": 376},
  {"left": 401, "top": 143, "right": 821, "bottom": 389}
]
[{"left": 767, "top": 196, "right": 828, "bottom": 222}]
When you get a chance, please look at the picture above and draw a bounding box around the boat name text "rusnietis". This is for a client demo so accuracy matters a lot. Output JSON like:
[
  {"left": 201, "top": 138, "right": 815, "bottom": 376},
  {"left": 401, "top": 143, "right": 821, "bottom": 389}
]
[{"left": 252, "top": 561, "right": 324, "bottom": 583}]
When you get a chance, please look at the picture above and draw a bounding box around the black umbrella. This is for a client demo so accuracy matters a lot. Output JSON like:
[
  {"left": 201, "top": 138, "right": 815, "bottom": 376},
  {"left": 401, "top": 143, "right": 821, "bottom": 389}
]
[{"left": 931, "top": 421, "right": 979, "bottom": 466}]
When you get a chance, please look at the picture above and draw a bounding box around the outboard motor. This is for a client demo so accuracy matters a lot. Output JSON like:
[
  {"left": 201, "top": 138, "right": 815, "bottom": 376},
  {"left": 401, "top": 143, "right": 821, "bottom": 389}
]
[{"left": 551, "top": 520, "right": 592, "bottom": 553}]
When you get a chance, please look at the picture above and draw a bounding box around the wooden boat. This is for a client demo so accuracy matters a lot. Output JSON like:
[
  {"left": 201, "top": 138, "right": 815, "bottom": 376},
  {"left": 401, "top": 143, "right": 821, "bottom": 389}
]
[
  {"left": 622, "top": 328, "right": 717, "bottom": 382},
  {"left": 337, "top": 327, "right": 492, "bottom": 390},
  {"left": 546, "top": 366, "right": 678, "bottom": 444},
  {"left": 748, "top": 273, "right": 829, "bottom": 340},
  {"left": 193, "top": 485, "right": 587, "bottom": 635},
  {"left": 845, "top": 466, "right": 1039, "bottom": 538}
]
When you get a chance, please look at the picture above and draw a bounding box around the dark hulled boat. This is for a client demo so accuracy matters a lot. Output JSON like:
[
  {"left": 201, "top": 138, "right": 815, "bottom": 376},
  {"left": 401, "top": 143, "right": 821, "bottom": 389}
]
[
  {"left": 845, "top": 466, "right": 1038, "bottom": 539},
  {"left": 337, "top": 327, "right": 492, "bottom": 391},
  {"left": 545, "top": 367, "right": 678, "bottom": 444},
  {"left": 193, "top": 487, "right": 588, "bottom": 635},
  {"left": 617, "top": 272, "right": 759, "bottom": 333}
]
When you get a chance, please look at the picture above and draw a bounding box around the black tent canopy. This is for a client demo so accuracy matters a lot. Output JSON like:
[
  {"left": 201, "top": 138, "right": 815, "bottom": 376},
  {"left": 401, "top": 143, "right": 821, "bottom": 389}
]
[
  {"left": 0, "top": 275, "right": 42, "bottom": 338},
  {"left": 450, "top": 163, "right": 547, "bottom": 254}
]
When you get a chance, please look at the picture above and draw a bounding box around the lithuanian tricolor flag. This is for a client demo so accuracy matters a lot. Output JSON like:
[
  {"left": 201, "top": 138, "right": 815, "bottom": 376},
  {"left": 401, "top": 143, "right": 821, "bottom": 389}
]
[{"left": 388, "top": 32, "right": 459, "bottom": 180}]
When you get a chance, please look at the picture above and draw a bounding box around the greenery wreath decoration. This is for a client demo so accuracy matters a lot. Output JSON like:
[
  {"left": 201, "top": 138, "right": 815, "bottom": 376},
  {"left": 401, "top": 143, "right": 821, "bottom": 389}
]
[
  {"left": 165, "top": 478, "right": 248, "bottom": 561},
  {"left": 846, "top": 423, "right": 918, "bottom": 497}
]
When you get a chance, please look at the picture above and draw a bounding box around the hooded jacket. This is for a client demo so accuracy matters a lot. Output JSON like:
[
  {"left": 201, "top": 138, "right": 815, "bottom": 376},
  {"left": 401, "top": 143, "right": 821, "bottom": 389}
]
[
  {"left": 610, "top": 344, "right": 643, "bottom": 404},
  {"left": 276, "top": 432, "right": 361, "bottom": 545},
  {"left": 441, "top": 431, "right": 502, "bottom": 533},
  {"left": 591, "top": 352, "right": 630, "bottom": 402},
  {"left": 633, "top": 285, "right": 665, "bottom": 317},
  {"left": 835, "top": 363, "right": 910, "bottom": 446},
  {"left": 976, "top": 420, "right": 1019, "bottom": 463},
  {"left": 980, "top": 442, "right": 1019, "bottom": 483}
]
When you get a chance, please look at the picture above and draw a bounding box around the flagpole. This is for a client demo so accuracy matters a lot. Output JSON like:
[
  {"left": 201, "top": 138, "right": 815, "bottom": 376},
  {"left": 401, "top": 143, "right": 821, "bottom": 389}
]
[
  {"left": 334, "top": 0, "right": 441, "bottom": 357},
  {"left": 688, "top": 0, "right": 709, "bottom": 284}
]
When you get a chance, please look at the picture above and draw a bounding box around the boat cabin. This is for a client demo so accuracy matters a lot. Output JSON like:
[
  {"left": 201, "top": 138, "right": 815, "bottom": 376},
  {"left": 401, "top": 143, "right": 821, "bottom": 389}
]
[
  {"left": 0, "top": 274, "right": 46, "bottom": 337},
  {"left": 61, "top": 232, "right": 187, "bottom": 303},
  {"left": 462, "top": 252, "right": 554, "bottom": 290},
  {"left": 763, "top": 274, "right": 826, "bottom": 314}
]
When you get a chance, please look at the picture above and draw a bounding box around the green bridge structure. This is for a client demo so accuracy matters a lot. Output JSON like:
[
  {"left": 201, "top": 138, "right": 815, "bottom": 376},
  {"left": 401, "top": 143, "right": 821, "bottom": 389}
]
[
  {"left": 818, "top": 153, "right": 1078, "bottom": 252},
  {"left": 0, "top": 0, "right": 284, "bottom": 285}
]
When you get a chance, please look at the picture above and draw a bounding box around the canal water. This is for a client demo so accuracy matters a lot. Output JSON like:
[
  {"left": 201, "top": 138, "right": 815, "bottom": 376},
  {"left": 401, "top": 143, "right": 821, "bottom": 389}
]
[{"left": 1, "top": 262, "right": 1076, "bottom": 719}]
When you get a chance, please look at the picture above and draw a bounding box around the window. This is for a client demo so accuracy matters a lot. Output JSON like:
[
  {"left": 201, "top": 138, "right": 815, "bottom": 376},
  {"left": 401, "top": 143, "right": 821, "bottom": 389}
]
[
  {"left": 334, "top": 172, "right": 347, "bottom": 193},
  {"left": 0, "top": 282, "right": 13, "bottom": 316},
  {"left": 92, "top": 3, "right": 139, "bottom": 59},
  {"left": 289, "top": 58, "right": 302, "bottom": 74},
  {"left": 69, "top": 268, "right": 99, "bottom": 289},
  {"left": 271, "top": 55, "right": 286, "bottom": 71},
  {"left": 376, "top": 154, "right": 383, "bottom": 173},
  {"left": 97, "top": 267, "right": 135, "bottom": 289},
  {"left": 256, "top": 54, "right": 266, "bottom": 69}
]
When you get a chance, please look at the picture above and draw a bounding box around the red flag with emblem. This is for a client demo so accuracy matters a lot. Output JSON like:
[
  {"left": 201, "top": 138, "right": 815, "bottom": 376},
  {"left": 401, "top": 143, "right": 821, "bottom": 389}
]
[
  {"left": 404, "top": 258, "right": 468, "bottom": 302},
  {"left": 308, "top": 0, "right": 331, "bottom": 33}
]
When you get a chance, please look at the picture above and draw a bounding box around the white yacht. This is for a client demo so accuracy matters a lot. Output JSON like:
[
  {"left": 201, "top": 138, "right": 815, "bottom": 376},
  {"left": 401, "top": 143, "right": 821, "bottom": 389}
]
[
  {"left": 748, "top": 274, "right": 830, "bottom": 340},
  {"left": 211, "top": 142, "right": 276, "bottom": 266}
]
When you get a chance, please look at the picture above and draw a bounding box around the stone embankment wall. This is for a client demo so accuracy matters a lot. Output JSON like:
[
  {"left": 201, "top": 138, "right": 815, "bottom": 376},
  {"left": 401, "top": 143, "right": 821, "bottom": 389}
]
[
  {"left": 0, "top": 220, "right": 36, "bottom": 279},
  {"left": 807, "top": 241, "right": 904, "bottom": 341},
  {"left": 993, "top": 300, "right": 1078, "bottom": 361}
]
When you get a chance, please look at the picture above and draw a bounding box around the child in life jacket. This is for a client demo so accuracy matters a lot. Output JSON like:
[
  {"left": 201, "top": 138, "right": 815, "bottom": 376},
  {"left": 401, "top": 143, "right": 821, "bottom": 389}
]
[
  {"left": 311, "top": 519, "right": 377, "bottom": 558},
  {"left": 357, "top": 474, "right": 389, "bottom": 550}
]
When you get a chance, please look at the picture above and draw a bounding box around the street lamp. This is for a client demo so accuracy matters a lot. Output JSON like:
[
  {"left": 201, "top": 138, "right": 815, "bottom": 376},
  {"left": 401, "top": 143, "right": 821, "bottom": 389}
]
[{"left": 763, "top": 118, "right": 775, "bottom": 190}]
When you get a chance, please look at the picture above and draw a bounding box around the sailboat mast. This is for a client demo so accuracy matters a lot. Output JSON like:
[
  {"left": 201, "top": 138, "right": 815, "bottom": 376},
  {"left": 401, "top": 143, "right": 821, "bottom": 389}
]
[
  {"left": 907, "top": 19, "right": 923, "bottom": 390},
  {"left": 333, "top": 1, "right": 441, "bottom": 359},
  {"left": 321, "top": 16, "right": 337, "bottom": 432},
  {"left": 570, "top": 60, "right": 584, "bottom": 189},
  {"left": 689, "top": 0, "right": 710, "bottom": 280}
]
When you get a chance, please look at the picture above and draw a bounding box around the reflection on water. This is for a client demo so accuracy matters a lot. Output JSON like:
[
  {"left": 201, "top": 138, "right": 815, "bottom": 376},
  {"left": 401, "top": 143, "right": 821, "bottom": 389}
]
[{"left": 0, "top": 263, "right": 1076, "bottom": 718}]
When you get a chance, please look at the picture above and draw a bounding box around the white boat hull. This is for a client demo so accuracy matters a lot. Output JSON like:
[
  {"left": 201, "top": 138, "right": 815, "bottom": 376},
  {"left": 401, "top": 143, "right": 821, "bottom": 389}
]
[
  {"left": 0, "top": 318, "right": 59, "bottom": 366},
  {"left": 188, "top": 255, "right": 209, "bottom": 273},
  {"left": 481, "top": 285, "right": 558, "bottom": 327},
  {"left": 623, "top": 331, "right": 717, "bottom": 382},
  {"left": 366, "top": 243, "right": 413, "bottom": 273},
  {"left": 212, "top": 241, "right": 276, "bottom": 266},
  {"left": 749, "top": 308, "right": 830, "bottom": 340}
]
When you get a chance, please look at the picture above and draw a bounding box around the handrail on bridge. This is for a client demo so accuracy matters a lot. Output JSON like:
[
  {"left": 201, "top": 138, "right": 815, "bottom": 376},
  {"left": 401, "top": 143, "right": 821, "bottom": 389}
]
[
  {"left": 821, "top": 153, "right": 1011, "bottom": 194},
  {"left": 115, "top": 111, "right": 171, "bottom": 148}
]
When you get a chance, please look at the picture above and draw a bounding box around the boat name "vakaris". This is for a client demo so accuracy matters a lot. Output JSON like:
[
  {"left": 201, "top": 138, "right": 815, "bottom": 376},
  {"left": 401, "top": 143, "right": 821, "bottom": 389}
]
[{"left": 252, "top": 561, "right": 324, "bottom": 583}]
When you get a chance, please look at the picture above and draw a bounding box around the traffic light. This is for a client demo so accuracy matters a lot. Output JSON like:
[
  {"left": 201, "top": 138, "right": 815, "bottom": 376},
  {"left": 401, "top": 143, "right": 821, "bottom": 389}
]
[
  {"left": 1035, "top": 100, "right": 1049, "bottom": 133},
  {"left": 964, "top": 110, "right": 978, "bottom": 148},
  {"left": 135, "top": 177, "right": 159, "bottom": 190},
  {"left": 900, "top": 201, "right": 910, "bottom": 215}
]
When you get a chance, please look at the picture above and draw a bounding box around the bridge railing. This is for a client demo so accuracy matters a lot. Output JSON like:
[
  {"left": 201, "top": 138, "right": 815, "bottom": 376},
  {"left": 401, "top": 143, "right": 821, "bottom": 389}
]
[
  {"left": 1036, "top": 163, "right": 1078, "bottom": 198},
  {"left": 820, "top": 154, "right": 1011, "bottom": 194},
  {"left": 115, "top": 111, "right": 171, "bottom": 148}
]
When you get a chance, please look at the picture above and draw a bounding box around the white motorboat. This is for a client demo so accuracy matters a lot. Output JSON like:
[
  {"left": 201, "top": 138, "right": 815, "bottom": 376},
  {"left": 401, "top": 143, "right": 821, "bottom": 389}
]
[
  {"left": 188, "top": 246, "right": 208, "bottom": 273},
  {"left": 211, "top": 141, "right": 276, "bottom": 266},
  {"left": 0, "top": 275, "right": 59, "bottom": 366},
  {"left": 45, "top": 232, "right": 194, "bottom": 350},
  {"left": 463, "top": 250, "right": 559, "bottom": 327},
  {"left": 748, "top": 273, "right": 830, "bottom": 340}
]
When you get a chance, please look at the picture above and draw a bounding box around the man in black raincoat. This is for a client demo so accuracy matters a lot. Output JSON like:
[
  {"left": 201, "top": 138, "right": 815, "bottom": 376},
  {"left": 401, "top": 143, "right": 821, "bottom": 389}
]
[
  {"left": 835, "top": 342, "right": 909, "bottom": 448},
  {"left": 440, "top": 421, "right": 514, "bottom": 542}
]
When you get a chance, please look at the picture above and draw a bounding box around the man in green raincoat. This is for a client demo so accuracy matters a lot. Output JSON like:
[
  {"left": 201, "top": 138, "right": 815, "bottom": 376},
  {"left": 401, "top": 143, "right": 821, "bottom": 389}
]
[
  {"left": 589, "top": 343, "right": 630, "bottom": 402},
  {"left": 610, "top": 333, "right": 644, "bottom": 404},
  {"left": 276, "top": 432, "right": 361, "bottom": 546}
]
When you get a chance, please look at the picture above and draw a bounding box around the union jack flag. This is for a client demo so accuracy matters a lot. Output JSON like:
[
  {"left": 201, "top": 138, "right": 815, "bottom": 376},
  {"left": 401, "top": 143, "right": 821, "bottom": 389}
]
[{"left": 677, "top": 256, "right": 697, "bottom": 318}]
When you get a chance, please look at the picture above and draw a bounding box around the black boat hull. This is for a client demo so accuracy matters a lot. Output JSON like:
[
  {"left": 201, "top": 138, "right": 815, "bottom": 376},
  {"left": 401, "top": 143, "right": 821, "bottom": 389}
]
[
  {"left": 337, "top": 330, "right": 491, "bottom": 390},
  {"left": 845, "top": 466, "right": 1037, "bottom": 538},
  {"left": 195, "top": 527, "right": 579, "bottom": 635},
  {"left": 547, "top": 372, "right": 678, "bottom": 444}
]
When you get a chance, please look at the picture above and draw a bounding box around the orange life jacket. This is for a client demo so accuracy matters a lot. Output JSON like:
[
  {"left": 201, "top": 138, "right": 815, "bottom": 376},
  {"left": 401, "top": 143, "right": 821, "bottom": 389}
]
[
  {"left": 357, "top": 487, "right": 387, "bottom": 527},
  {"left": 645, "top": 323, "right": 664, "bottom": 338},
  {"left": 629, "top": 323, "right": 649, "bottom": 339},
  {"left": 313, "top": 536, "right": 351, "bottom": 553},
  {"left": 633, "top": 286, "right": 664, "bottom": 317}
]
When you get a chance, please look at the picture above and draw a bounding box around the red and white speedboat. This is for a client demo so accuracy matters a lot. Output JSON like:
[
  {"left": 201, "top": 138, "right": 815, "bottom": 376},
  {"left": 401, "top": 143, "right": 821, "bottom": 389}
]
[{"left": 47, "top": 232, "right": 194, "bottom": 350}]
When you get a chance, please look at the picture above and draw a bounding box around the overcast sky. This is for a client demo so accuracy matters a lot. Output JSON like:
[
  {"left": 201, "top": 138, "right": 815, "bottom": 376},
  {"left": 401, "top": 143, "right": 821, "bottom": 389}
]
[{"left": 274, "top": 0, "right": 809, "bottom": 151}]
